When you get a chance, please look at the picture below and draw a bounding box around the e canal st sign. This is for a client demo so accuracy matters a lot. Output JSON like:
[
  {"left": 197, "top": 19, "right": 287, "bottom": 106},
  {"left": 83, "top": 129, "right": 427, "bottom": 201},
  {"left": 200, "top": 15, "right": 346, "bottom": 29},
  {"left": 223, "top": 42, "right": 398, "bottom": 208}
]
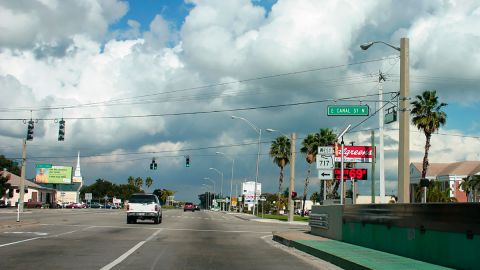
[{"left": 327, "top": 105, "right": 369, "bottom": 116}]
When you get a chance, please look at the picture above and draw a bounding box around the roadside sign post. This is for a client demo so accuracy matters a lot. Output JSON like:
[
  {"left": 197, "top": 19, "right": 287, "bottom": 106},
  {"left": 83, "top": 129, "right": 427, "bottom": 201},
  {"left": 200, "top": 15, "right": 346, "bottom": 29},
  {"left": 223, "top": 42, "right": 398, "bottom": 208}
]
[{"left": 259, "top": 197, "right": 266, "bottom": 219}]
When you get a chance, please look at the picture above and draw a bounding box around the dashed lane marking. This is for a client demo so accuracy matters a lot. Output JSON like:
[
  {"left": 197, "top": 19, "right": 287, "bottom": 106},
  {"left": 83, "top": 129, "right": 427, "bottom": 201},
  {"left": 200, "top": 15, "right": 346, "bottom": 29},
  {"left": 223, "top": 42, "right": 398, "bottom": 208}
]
[{"left": 100, "top": 229, "right": 163, "bottom": 270}]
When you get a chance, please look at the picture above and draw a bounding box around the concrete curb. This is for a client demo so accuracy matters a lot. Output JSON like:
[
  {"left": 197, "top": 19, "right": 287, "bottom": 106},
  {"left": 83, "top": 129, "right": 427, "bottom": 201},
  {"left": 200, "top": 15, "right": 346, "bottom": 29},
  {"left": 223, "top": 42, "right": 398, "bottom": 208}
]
[{"left": 272, "top": 231, "right": 453, "bottom": 270}]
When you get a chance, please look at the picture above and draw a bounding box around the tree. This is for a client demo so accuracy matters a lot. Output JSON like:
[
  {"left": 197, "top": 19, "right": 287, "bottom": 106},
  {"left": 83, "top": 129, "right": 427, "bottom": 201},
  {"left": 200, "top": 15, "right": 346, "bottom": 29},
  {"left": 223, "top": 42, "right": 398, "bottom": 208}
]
[
  {"left": 134, "top": 177, "right": 143, "bottom": 190},
  {"left": 411, "top": 90, "right": 447, "bottom": 179},
  {"left": 145, "top": 177, "right": 153, "bottom": 191},
  {"left": 310, "top": 192, "right": 319, "bottom": 204},
  {"left": 0, "top": 173, "right": 12, "bottom": 199},
  {"left": 127, "top": 176, "right": 135, "bottom": 186},
  {"left": 460, "top": 175, "right": 480, "bottom": 202},
  {"left": 415, "top": 180, "right": 456, "bottom": 203},
  {"left": 0, "top": 155, "right": 20, "bottom": 176},
  {"left": 153, "top": 189, "right": 175, "bottom": 205},
  {"left": 300, "top": 128, "right": 336, "bottom": 214},
  {"left": 269, "top": 136, "right": 290, "bottom": 213}
]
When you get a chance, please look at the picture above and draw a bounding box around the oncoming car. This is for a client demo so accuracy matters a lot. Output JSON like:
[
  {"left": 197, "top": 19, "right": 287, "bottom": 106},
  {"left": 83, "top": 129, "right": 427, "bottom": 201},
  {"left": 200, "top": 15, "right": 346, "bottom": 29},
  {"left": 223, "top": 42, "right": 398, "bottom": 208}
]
[
  {"left": 127, "top": 193, "right": 162, "bottom": 224},
  {"left": 184, "top": 202, "right": 195, "bottom": 212}
]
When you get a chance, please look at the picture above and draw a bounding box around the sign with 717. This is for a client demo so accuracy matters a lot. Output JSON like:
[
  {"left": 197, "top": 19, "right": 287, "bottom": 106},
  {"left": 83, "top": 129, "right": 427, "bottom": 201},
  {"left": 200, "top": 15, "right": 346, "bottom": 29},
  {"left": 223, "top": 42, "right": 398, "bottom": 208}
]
[{"left": 316, "top": 155, "right": 334, "bottom": 169}]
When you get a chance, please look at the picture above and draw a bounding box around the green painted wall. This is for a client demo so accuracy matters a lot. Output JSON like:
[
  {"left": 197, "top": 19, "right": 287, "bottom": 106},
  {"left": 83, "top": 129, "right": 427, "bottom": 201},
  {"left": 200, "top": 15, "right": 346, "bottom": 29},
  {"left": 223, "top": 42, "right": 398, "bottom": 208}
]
[{"left": 342, "top": 222, "right": 479, "bottom": 270}]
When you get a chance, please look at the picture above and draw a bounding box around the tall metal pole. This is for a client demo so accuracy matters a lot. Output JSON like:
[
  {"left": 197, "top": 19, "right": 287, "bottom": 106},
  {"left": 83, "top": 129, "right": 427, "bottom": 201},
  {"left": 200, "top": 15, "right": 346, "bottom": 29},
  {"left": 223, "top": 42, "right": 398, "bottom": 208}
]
[
  {"left": 398, "top": 37, "right": 410, "bottom": 203},
  {"left": 288, "top": 133, "right": 296, "bottom": 222},
  {"left": 254, "top": 129, "right": 262, "bottom": 216},
  {"left": 229, "top": 159, "right": 234, "bottom": 211},
  {"left": 340, "top": 138, "right": 344, "bottom": 205},
  {"left": 18, "top": 139, "right": 26, "bottom": 221},
  {"left": 371, "top": 130, "right": 376, "bottom": 203},
  {"left": 379, "top": 73, "right": 385, "bottom": 203}
]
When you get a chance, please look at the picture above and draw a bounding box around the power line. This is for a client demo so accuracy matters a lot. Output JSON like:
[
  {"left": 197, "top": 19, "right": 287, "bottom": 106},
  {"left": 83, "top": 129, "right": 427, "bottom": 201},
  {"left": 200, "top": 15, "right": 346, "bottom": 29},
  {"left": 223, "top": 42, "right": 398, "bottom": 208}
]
[
  {"left": 0, "top": 57, "right": 396, "bottom": 112},
  {"left": 0, "top": 92, "right": 397, "bottom": 121}
]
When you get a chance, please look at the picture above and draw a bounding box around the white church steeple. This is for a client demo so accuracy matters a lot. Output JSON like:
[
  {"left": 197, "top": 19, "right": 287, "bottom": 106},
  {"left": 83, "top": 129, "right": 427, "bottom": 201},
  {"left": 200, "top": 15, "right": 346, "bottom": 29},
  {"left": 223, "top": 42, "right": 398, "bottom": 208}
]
[{"left": 72, "top": 151, "right": 83, "bottom": 183}]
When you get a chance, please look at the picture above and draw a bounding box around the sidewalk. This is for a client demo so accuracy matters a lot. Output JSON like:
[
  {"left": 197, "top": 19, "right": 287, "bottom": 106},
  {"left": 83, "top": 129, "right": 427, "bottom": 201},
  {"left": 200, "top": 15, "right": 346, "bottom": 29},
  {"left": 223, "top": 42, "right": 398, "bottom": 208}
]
[{"left": 273, "top": 231, "right": 453, "bottom": 270}]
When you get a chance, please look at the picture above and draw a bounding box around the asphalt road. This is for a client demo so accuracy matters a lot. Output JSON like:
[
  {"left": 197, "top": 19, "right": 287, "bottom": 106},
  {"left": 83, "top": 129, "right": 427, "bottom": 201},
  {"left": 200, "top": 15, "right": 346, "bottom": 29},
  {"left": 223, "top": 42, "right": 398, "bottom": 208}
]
[{"left": 0, "top": 208, "right": 340, "bottom": 270}]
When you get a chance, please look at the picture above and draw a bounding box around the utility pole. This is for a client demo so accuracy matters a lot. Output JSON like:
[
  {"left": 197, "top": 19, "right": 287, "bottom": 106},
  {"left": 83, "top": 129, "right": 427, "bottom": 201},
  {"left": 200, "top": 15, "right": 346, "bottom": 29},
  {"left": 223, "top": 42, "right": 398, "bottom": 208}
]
[
  {"left": 398, "top": 37, "right": 410, "bottom": 203},
  {"left": 371, "top": 130, "right": 376, "bottom": 203},
  {"left": 379, "top": 72, "right": 385, "bottom": 203},
  {"left": 288, "top": 133, "right": 296, "bottom": 222},
  {"left": 18, "top": 139, "right": 26, "bottom": 221}
]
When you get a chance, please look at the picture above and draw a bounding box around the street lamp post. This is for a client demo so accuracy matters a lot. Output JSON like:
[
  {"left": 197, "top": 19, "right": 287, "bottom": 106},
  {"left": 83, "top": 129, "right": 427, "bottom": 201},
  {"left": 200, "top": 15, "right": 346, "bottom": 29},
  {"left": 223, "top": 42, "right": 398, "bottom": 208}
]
[
  {"left": 209, "top": 167, "right": 224, "bottom": 210},
  {"left": 216, "top": 152, "right": 235, "bottom": 211},
  {"left": 231, "top": 116, "right": 262, "bottom": 216},
  {"left": 266, "top": 128, "right": 296, "bottom": 222},
  {"left": 360, "top": 38, "right": 410, "bottom": 203}
]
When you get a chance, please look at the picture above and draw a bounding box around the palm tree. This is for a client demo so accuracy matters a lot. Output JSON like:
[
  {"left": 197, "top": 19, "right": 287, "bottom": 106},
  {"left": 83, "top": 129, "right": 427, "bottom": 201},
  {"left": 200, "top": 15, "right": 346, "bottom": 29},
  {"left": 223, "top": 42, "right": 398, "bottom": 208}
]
[
  {"left": 300, "top": 128, "right": 336, "bottom": 214},
  {"left": 411, "top": 90, "right": 447, "bottom": 178},
  {"left": 269, "top": 136, "right": 290, "bottom": 214},
  {"left": 411, "top": 90, "right": 447, "bottom": 201},
  {"left": 460, "top": 175, "right": 480, "bottom": 202},
  {"left": 145, "top": 177, "right": 153, "bottom": 192},
  {"left": 127, "top": 176, "right": 135, "bottom": 186},
  {"left": 134, "top": 177, "right": 143, "bottom": 191}
]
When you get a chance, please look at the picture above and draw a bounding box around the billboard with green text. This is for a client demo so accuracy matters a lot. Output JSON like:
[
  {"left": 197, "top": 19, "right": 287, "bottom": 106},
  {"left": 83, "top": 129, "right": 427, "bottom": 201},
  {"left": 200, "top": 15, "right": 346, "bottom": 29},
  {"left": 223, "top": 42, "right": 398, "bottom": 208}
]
[{"left": 35, "top": 164, "right": 72, "bottom": 184}]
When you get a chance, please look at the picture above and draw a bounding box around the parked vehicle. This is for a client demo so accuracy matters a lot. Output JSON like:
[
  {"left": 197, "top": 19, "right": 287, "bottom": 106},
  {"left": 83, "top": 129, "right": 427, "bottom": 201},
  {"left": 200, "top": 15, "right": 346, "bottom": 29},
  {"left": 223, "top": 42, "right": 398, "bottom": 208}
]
[
  {"left": 89, "top": 202, "right": 103, "bottom": 208},
  {"left": 126, "top": 193, "right": 162, "bottom": 224},
  {"left": 0, "top": 200, "right": 10, "bottom": 208},
  {"left": 24, "top": 200, "right": 43, "bottom": 208}
]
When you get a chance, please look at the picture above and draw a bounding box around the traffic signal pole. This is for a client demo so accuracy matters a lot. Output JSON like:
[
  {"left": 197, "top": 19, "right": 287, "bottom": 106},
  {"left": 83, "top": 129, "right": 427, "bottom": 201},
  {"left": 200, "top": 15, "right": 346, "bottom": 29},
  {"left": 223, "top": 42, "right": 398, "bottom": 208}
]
[{"left": 18, "top": 139, "right": 26, "bottom": 222}]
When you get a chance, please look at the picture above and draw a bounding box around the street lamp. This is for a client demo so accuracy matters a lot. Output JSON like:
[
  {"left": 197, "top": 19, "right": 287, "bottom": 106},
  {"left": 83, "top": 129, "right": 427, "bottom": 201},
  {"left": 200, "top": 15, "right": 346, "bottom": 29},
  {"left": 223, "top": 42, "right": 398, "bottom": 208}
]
[
  {"left": 360, "top": 38, "right": 410, "bottom": 203},
  {"left": 266, "top": 128, "right": 296, "bottom": 222},
  {"left": 216, "top": 152, "right": 235, "bottom": 211},
  {"left": 209, "top": 167, "right": 224, "bottom": 210},
  {"left": 231, "top": 115, "right": 262, "bottom": 215}
]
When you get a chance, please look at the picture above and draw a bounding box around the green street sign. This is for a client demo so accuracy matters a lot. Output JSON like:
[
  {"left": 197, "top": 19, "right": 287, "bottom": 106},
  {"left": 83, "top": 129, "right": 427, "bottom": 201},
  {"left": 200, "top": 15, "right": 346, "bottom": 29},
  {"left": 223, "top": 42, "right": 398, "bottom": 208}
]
[
  {"left": 327, "top": 105, "right": 369, "bottom": 116},
  {"left": 35, "top": 164, "right": 52, "bottom": 169}
]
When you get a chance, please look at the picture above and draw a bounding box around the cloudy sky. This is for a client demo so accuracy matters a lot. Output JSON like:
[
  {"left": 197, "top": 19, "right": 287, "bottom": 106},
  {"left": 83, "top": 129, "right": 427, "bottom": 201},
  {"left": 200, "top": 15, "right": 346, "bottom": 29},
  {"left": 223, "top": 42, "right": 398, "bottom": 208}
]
[{"left": 1, "top": 0, "right": 479, "bottom": 202}]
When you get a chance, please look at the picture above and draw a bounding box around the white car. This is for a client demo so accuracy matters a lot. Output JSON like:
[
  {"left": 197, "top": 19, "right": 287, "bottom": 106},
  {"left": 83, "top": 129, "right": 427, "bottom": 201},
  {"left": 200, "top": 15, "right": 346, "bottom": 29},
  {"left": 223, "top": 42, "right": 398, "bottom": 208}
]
[{"left": 126, "top": 193, "right": 162, "bottom": 224}]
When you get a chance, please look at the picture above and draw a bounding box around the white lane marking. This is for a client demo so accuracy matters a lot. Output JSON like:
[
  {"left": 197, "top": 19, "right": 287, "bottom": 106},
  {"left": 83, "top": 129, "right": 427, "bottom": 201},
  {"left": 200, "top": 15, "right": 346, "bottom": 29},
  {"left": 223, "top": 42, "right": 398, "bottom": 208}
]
[
  {"left": 100, "top": 229, "right": 163, "bottom": 270},
  {"left": 0, "top": 228, "right": 87, "bottom": 248},
  {"left": 165, "top": 228, "right": 271, "bottom": 234},
  {"left": 4, "top": 232, "right": 48, "bottom": 236},
  {"left": 38, "top": 223, "right": 271, "bottom": 234},
  {"left": 0, "top": 237, "right": 41, "bottom": 247}
]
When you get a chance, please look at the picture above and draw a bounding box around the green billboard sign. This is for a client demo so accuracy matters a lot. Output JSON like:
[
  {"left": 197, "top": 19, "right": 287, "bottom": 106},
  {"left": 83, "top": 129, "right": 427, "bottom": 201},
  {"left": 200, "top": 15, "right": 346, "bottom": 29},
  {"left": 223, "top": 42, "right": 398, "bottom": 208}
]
[
  {"left": 35, "top": 165, "right": 72, "bottom": 184},
  {"left": 327, "top": 105, "right": 369, "bottom": 116}
]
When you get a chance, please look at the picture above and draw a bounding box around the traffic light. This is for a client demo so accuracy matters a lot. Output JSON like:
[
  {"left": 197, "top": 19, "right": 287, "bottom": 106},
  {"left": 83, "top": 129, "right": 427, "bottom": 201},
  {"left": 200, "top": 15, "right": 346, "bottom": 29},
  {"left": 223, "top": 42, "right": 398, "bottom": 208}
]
[
  {"left": 26, "top": 119, "right": 34, "bottom": 141},
  {"left": 58, "top": 119, "right": 65, "bottom": 141},
  {"left": 150, "top": 158, "right": 157, "bottom": 170},
  {"left": 291, "top": 191, "right": 297, "bottom": 198},
  {"left": 185, "top": 156, "right": 190, "bottom": 167}
]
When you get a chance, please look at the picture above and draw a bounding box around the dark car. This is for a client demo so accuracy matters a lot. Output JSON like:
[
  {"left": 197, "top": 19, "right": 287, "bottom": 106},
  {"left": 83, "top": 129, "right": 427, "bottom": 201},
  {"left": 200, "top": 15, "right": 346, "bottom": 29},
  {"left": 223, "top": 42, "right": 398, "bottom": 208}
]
[
  {"left": 89, "top": 202, "right": 103, "bottom": 208},
  {"left": 0, "top": 200, "right": 10, "bottom": 208},
  {"left": 194, "top": 205, "right": 200, "bottom": 211},
  {"left": 184, "top": 202, "right": 195, "bottom": 212}
]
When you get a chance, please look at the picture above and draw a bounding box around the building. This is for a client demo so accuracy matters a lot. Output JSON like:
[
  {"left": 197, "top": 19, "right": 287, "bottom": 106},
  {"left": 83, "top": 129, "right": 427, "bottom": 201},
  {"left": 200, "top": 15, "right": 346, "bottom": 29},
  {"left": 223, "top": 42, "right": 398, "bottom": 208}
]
[
  {"left": 410, "top": 161, "right": 480, "bottom": 202},
  {"left": 0, "top": 170, "right": 56, "bottom": 207}
]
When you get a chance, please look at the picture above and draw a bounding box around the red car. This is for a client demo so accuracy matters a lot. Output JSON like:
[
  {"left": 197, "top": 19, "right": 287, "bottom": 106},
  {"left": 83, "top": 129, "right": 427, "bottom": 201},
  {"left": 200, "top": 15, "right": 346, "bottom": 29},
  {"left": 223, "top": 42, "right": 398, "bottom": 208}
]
[
  {"left": 65, "top": 202, "right": 86, "bottom": 209},
  {"left": 184, "top": 202, "right": 195, "bottom": 212}
]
